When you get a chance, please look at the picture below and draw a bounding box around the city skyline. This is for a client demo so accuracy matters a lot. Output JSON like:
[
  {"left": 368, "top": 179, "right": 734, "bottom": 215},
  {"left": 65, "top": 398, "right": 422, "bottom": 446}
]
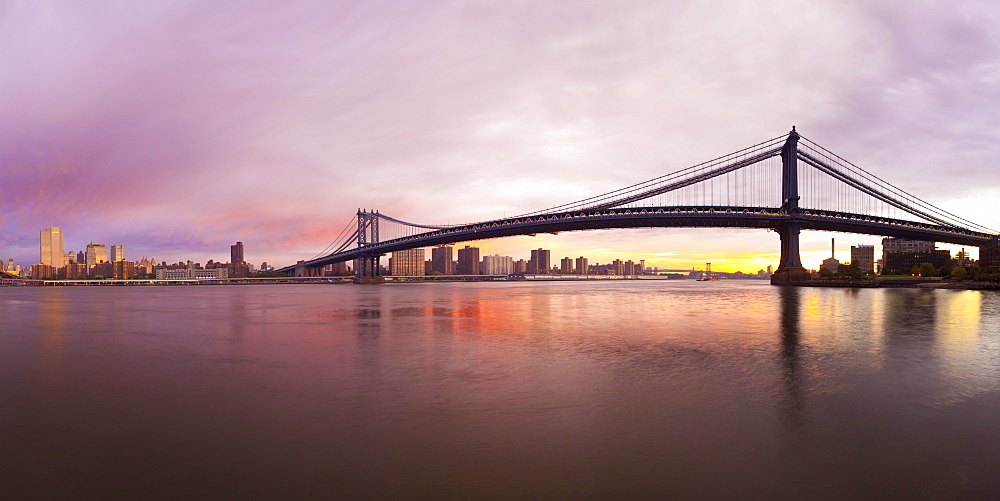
[{"left": 3, "top": 2, "right": 1000, "bottom": 272}]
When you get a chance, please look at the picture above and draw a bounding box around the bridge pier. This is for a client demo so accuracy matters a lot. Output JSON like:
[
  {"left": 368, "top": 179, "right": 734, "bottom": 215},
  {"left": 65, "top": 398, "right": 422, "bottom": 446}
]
[{"left": 771, "top": 223, "right": 811, "bottom": 285}]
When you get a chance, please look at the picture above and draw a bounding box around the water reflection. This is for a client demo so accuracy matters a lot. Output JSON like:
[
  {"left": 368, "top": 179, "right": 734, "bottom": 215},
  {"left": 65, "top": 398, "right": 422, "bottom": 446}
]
[{"left": 778, "top": 286, "right": 805, "bottom": 431}]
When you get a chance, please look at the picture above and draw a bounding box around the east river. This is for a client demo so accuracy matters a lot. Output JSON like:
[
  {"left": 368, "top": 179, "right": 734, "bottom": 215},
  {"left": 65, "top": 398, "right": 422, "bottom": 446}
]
[{"left": 2, "top": 281, "right": 1000, "bottom": 499}]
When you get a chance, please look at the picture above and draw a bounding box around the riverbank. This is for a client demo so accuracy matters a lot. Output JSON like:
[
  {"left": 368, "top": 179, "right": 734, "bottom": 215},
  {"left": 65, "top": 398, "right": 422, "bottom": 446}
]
[{"left": 801, "top": 278, "right": 1000, "bottom": 290}]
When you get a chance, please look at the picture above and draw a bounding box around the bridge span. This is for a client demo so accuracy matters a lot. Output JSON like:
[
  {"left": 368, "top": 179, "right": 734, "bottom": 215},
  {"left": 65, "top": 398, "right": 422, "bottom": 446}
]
[{"left": 279, "top": 128, "right": 998, "bottom": 284}]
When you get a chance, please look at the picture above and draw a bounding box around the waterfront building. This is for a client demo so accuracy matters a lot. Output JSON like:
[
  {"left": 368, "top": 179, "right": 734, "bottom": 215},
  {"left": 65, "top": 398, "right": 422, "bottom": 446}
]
[
  {"left": 30, "top": 264, "right": 56, "bottom": 280},
  {"left": 110, "top": 245, "right": 124, "bottom": 262},
  {"left": 851, "top": 244, "right": 875, "bottom": 275},
  {"left": 821, "top": 257, "right": 840, "bottom": 273},
  {"left": 882, "top": 238, "right": 934, "bottom": 255},
  {"left": 155, "top": 262, "right": 229, "bottom": 280},
  {"left": 391, "top": 248, "right": 426, "bottom": 276},
  {"left": 575, "top": 257, "right": 588, "bottom": 275},
  {"left": 64, "top": 263, "right": 88, "bottom": 279},
  {"left": 529, "top": 248, "right": 550, "bottom": 274},
  {"left": 431, "top": 245, "right": 454, "bottom": 274},
  {"left": 457, "top": 246, "right": 480, "bottom": 275},
  {"left": 883, "top": 249, "right": 951, "bottom": 275},
  {"left": 625, "top": 260, "right": 638, "bottom": 276},
  {"left": 481, "top": 254, "right": 513, "bottom": 275},
  {"left": 231, "top": 241, "right": 244, "bottom": 264},
  {"left": 611, "top": 259, "right": 624, "bottom": 276},
  {"left": 513, "top": 259, "right": 527, "bottom": 274},
  {"left": 39, "top": 226, "right": 64, "bottom": 267},
  {"left": 329, "top": 261, "right": 349, "bottom": 275},
  {"left": 86, "top": 243, "right": 108, "bottom": 269},
  {"left": 982, "top": 243, "right": 1000, "bottom": 269},
  {"left": 560, "top": 257, "right": 573, "bottom": 274}
]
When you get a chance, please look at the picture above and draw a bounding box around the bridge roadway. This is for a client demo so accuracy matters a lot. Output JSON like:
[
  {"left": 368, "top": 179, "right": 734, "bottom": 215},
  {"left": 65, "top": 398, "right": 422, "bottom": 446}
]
[{"left": 279, "top": 205, "right": 998, "bottom": 273}]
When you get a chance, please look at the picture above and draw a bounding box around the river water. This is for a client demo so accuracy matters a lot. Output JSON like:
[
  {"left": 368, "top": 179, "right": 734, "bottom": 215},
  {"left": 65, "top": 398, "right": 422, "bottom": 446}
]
[{"left": 2, "top": 281, "right": 1000, "bottom": 499}]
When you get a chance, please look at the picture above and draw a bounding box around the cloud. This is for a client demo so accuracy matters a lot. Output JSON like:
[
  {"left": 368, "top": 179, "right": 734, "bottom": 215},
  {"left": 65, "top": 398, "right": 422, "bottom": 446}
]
[{"left": 2, "top": 0, "right": 999, "bottom": 267}]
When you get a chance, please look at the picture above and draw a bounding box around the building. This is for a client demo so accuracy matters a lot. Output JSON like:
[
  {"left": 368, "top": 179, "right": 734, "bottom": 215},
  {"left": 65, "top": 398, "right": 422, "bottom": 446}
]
[
  {"left": 76, "top": 251, "right": 85, "bottom": 264},
  {"left": 155, "top": 262, "right": 229, "bottom": 280},
  {"left": 30, "top": 264, "right": 56, "bottom": 280},
  {"left": 431, "top": 245, "right": 453, "bottom": 274},
  {"left": 86, "top": 243, "right": 108, "bottom": 268},
  {"left": 955, "top": 248, "right": 973, "bottom": 268},
  {"left": 40, "top": 226, "right": 64, "bottom": 267},
  {"left": 513, "top": 259, "right": 528, "bottom": 274},
  {"left": 820, "top": 257, "right": 840, "bottom": 273},
  {"left": 851, "top": 245, "right": 875, "bottom": 275},
  {"left": 624, "top": 260, "right": 638, "bottom": 276},
  {"left": 981, "top": 240, "right": 1000, "bottom": 269},
  {"left": 111, "top": 245, "right": 125, "bottom": 262},
  {"left": 560, "top": 257, "right": 573, "bottom": 274},
  {"left": 575, "top": 257, "right": 588, "bottom": 275},
  {"left": 882, "top": 238, "right": 934, "bottom": 255},
  {"left": 64, "top": 263, "right": 88, "bottom": 279},
  {"left": 529, "top": 248, "right": 550, "bottom": 274},
  {"left": 231, "top": 241, "right": 245, "bottom": 264},
  {"left": 882, "top": 249, "right": 951, "bottom": 275},
  {"left": 481, "top": 255, "right": 513, "bottom": 275},
  {"left": 391, "top": 248, "right": 426, "bottom": 276},
  {"left": 457, "top": 246, "right": 480, "bottom": 275},
  {"left": 881, "top": 238, "right": 947, "bottom": 275}
]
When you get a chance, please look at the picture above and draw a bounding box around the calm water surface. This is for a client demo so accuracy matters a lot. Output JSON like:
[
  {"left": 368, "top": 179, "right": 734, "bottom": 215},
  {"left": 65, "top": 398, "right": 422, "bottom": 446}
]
[{"left": 2, "top": 281, "right": 1000, "bottom": 499}]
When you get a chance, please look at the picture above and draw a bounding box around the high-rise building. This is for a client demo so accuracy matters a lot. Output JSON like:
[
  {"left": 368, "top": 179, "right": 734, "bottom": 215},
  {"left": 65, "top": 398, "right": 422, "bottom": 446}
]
[
  {"left": 40, "top": 227, "right": 64, "bottom": 267},
  {"left": 481, "top": 255, "right": 513, "bottom": 275},
  {"left": 560, "top": 257, "right": 573, "bottom": 274},
  {"left": 575, "top": 257, "right": 588, "bottom": 275},
  {"left": 529, "top": 248, "right": 550, "bottom": 274},
  {"left": 457, "top": 246, "right": 480, "bottom": 275},
  {"left": 231, "top": 241, "right": 245, "bottom": 264},
  {"left": 514, "top": 259, "right": 527, "bottom": 274},
  {"left": 111, "top": 245, "right": 125, "bottom": 262},
  {"left": 77, "top": 251, "right": 86, "bottom": 264},
  {"left": 851, "top": 244, "right": 875, "bottom": 275},
  {"left": 391, "top": 248, "right": 426, "bottom": 276},
  {"left": 86, "top": 243, "right": 108, "bottom": 268},
  {"left": 431, "top": 245, "right": 453, "bottom": 274}
]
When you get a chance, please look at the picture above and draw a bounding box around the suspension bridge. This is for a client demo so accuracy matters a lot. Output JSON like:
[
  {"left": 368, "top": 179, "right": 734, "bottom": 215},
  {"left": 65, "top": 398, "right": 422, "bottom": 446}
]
[{"left": 277, "top": 128, "right": 999, "bottom": 284}]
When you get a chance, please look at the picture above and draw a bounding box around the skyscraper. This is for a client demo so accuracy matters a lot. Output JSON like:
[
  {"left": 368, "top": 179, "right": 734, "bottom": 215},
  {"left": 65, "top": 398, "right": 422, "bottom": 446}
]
[
  {"left": 431, "top": 245, "right": 453, "bottom": 274},
  {"left": 231, "top": 241, "right": 245, "bottom": 264},
  {"left": 530, "top": 248, "right": 550, "bottom": 274},
  {"left": 86, "top": 243, "right": 108, "bottom": 268},
  {"left": 391, "top": 248, "right": 425, "bottom": 276},
  {"left": 457, "top": 246, "right": 480, "bottom": 275},
  {"left": 575, "top": 257, "right": 588, "bottom": 275},
  {"left": 40, "top": 227, "right": 64, "bottom": 267},
  {"left": 111, "top": 245, "right": 125, "bottom": 262}
]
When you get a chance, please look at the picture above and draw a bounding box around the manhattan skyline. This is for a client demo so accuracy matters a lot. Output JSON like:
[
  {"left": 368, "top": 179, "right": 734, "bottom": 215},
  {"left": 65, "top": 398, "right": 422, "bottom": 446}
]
[{"left": 3, "top": 1, "right": 999, "bottom": 272}]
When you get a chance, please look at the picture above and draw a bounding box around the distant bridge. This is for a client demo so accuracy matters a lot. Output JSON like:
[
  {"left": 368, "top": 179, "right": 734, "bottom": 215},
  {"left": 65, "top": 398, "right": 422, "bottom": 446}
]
[{"left": 278, "top": 128, "right": 998, "bottom": 283}]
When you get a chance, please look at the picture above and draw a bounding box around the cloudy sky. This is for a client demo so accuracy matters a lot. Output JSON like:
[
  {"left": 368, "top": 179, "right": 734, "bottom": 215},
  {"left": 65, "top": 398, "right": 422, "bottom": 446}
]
[{"left": 2, "top": 0, "right": 999, "bottom": 271}]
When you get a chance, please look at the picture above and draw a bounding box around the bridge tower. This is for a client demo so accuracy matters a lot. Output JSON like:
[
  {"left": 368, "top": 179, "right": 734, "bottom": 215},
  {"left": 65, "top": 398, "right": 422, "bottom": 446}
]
[
  {"left": 355, "top": 210, "right": 384, "bottom": 281},
  {"left": 771, "top": 127, "right": 811, "bottom": 285}
]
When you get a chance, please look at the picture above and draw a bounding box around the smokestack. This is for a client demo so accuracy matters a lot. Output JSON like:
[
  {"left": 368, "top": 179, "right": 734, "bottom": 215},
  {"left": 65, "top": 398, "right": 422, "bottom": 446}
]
[{"left": 831, "top": 238, "right": 835, "bottom": 259}]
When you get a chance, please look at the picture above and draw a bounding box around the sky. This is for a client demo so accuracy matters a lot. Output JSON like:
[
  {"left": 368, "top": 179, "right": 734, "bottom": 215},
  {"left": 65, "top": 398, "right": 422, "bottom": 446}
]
[{"left": 2, "top": 0, "right": 1000, "bottom": 272}]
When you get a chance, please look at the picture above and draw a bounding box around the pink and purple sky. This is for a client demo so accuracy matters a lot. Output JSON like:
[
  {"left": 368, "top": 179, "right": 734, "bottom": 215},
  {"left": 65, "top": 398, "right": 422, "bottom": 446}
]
[{"left": 3, "top": 1, "right": 999, "bottom": 272}]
